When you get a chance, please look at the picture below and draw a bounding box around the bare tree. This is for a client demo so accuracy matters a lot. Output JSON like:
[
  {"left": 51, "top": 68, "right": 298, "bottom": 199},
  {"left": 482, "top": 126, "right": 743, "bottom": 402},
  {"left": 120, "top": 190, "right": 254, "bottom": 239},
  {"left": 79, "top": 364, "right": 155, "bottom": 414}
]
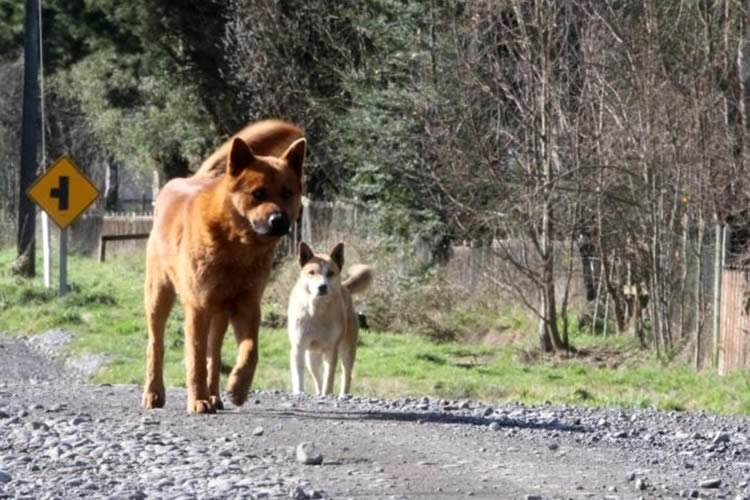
[
  {"left": 225, "top": 0, "right": 364, "bottom": 198},
  {"left": 412, "top": 0, "right": 592, "bottom": 352}
]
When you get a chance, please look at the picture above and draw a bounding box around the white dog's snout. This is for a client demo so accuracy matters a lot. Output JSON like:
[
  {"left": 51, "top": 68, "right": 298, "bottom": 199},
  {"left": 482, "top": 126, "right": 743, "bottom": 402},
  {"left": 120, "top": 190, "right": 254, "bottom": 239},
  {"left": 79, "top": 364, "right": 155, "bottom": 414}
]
[{"left": 305, "top": 275, "right": 327, "bottom": 296}]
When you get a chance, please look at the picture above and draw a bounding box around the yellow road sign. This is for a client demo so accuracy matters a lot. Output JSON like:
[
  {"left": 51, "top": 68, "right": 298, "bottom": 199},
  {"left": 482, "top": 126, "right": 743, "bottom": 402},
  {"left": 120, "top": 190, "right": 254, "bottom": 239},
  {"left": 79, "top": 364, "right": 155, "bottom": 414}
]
[{"left": 27, "top": 155, "right": 100, "bottom": 229}]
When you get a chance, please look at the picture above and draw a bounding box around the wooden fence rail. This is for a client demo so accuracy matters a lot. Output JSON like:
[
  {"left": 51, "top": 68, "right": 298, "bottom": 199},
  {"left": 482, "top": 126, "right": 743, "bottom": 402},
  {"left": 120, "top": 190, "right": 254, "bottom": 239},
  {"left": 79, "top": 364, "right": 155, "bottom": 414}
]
[{"left": 98, "top": 233, "right": 150, "bottom": 262}]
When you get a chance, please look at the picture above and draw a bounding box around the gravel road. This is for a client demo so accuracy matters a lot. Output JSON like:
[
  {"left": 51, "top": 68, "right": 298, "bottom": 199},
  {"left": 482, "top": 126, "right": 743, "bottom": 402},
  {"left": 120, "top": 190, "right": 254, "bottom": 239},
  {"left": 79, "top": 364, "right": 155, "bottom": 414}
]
[{"left": 1, "top": 334, "right": 750, "bottom": 500}]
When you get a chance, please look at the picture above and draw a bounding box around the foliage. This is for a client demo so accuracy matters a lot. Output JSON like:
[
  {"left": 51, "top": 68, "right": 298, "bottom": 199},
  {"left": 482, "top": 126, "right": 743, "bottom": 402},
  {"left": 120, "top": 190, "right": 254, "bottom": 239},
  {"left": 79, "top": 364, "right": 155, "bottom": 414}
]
[
  {"left": 51, "top": 48, "right": 213, "bottom": 183},
  {"left": 0, "top": 0, "right": 23, "bottom": 61}
]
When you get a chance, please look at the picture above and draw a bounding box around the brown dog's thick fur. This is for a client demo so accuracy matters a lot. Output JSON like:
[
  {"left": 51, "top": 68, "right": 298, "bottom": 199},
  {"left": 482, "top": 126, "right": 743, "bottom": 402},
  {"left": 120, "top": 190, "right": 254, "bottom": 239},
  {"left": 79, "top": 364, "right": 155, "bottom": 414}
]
[
  {"left": 142, "top": 120, "right": 305, "bottom": 414},
  {"left": 195, "top": 119, "right": 304, "bottom": 178}
]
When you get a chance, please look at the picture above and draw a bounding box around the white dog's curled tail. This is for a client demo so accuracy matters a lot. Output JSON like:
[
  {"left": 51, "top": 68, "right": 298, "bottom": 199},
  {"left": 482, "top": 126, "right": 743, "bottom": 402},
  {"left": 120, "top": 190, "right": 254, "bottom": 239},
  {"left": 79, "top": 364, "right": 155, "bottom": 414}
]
[{"left": 342, "top": 265, "right": 373, "bottom": 295}]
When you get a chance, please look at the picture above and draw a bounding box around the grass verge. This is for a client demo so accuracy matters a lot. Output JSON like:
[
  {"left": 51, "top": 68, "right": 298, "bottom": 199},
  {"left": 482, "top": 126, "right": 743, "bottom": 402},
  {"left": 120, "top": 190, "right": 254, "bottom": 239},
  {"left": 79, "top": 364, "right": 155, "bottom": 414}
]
[{"left": 1, "top": 248, "right": 749, "bottom": 415}]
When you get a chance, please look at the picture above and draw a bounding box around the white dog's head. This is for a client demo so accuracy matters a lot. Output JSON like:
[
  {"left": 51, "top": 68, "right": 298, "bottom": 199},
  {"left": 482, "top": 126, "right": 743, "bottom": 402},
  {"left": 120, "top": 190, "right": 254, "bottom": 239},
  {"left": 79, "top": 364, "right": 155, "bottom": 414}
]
[{"left": 297, "top": 241, "right": 345, "bottom": 298}]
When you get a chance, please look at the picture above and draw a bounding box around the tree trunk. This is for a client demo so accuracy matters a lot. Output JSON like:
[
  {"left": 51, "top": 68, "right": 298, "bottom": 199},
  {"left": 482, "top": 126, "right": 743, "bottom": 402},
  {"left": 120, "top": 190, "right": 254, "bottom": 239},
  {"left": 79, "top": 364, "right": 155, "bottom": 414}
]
[
  {"left": 694, "top": 216, "right": 705, "bottom": 369},
  {"left": 539, "top": 189, "right": 564, "bottom": 351},
  {"left": 105, "top": 161, "right": 119, "bottom": 212}
]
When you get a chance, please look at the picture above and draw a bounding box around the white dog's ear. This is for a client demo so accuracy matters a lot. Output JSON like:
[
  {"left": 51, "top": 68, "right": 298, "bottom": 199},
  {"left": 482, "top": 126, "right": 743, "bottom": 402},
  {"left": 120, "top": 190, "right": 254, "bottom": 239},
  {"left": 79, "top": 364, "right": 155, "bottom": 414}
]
[
  {"left": 299, "top": 242, "right": 314, "bottom": 267},
  {"left": 330, "top": 242, "right": 344, "bottom": 270}
]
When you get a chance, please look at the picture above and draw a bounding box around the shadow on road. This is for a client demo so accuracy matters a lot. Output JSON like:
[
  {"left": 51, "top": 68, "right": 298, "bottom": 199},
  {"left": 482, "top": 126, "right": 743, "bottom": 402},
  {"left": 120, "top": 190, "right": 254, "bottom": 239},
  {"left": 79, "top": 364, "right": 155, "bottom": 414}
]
[{"left": 248, "top": 406, "right": 589, "bottom": 434}]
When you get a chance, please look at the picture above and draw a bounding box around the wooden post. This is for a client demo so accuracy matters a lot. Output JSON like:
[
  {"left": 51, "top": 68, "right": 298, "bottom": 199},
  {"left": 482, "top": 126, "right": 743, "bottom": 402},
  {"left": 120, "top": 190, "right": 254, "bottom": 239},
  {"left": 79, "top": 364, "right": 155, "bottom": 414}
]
[
  {"left": 98, "top": 236, "right": 106, "bottom": 263},
  {"left": 694, "top": 216, "right": 705, "bottom": 370},
  {"left": 152, "top": 170, "right": 160, "bottom": 208},
  {"left": 712, "top": 224, "right": 724, "bottom": 369}
]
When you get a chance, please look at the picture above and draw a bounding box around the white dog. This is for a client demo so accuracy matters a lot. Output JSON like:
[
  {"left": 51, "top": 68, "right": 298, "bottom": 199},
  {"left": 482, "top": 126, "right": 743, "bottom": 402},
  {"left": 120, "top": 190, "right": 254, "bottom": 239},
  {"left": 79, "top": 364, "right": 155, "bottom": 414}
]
[{"left": 287, "top": 242, "right": 373, "bottom": 396}]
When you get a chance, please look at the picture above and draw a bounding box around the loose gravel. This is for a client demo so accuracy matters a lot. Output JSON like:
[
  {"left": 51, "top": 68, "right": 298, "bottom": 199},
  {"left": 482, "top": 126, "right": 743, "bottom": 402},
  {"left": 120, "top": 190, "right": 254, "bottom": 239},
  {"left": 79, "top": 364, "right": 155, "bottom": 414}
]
[{"left": 1, "top": 335, "right": 750, "bottom": 499}]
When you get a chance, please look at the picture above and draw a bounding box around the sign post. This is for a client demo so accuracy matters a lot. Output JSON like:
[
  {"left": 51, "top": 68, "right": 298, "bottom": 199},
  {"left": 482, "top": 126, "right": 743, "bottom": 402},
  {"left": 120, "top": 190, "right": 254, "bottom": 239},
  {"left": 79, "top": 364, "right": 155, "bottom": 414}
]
[
  {"left": 27, "top": 155, "right": 100, "bottom": 296},
  {"left": 59, "top": 228, "right": 67, "bottom": 296}
]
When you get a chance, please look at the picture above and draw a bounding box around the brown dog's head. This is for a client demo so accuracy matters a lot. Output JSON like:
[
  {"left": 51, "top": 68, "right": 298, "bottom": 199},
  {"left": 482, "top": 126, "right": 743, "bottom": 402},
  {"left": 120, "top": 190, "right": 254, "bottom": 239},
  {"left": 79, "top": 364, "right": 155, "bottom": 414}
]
[{"left": 225, "top": 137, "right": 305, "bottom": 238}]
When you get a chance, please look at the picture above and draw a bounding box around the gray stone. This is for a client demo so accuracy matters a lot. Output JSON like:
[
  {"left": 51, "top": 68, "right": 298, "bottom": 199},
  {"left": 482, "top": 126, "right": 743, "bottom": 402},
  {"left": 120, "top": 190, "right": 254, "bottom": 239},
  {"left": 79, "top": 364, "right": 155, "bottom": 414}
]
[
  {"left": 289, "top": 486, "right": 309, "bottom": 499},
  {"left": 65, "top": 478, "right": 84, "bottom": 488},
  {"left": 713, "top": 432, "right": 730, "bottom": 444},
  {"left": 70, "top": 414, "right": 91, "bottom": 426},
  {"left": 106, "top": 491, "right": 147, "bottom": 500},
  {"left": 699, "top": 478, "right": 721, "bottom": 489},
  {"left": 208, "top": 478, "right": 236, "bottom": 492},
  {"left": 296, "top": 442, "right": 323, "bottom": 465}
]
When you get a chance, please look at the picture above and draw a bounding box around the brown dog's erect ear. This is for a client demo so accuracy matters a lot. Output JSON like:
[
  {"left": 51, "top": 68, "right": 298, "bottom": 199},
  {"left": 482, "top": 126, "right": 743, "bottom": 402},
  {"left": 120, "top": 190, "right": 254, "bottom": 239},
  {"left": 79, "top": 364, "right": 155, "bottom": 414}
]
[
  {"left": 282, "top": 138, "right": 306, "bottom": 179},
  {"left": 227, "top": 137, "right": 255, "bottom": 177},
  {"left": 299, "top": 241, "right": 314, "bottom": 268},
  {"left": 330, "top": 242, "right": 344, "bottom": 271}
]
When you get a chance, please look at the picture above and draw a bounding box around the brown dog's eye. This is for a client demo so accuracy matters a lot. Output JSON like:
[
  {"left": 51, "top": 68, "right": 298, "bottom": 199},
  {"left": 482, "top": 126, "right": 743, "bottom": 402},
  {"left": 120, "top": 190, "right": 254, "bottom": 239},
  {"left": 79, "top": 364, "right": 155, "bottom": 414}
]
[
  {"left": 326, "top": 271, "right": 335, "bottom": 277},
  {"left": 281, "top": 188, "right": 293, "bottom": 201},
  {"left": 252, "top": 188, "right": 267, "bottom": 201}
]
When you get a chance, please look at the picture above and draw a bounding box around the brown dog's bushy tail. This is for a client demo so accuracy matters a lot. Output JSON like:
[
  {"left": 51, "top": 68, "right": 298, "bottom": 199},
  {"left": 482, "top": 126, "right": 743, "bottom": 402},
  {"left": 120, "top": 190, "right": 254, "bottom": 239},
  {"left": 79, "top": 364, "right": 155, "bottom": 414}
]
[
  {"left": 342, "top": 264, "right": 373, "bottom": 295},
  {"left": 194, "top": 119, "right": 305, "bottom": 178}
]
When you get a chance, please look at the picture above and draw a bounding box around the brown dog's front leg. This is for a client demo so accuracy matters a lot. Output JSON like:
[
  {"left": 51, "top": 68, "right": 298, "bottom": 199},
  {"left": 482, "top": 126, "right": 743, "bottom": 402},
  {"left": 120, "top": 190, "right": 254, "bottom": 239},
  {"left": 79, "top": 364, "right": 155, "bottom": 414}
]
[
  {"left": 226, "top": 303, "right": 260, "bottom": 406},
  {"left": 184, "top": 305, "right": 215, "bottom": 414},
  {"left": 206, "top": 314, "right": 229, "bottom": 410},
  {"left": 142, "top": 269, "right": 175, "bottom": 409}
]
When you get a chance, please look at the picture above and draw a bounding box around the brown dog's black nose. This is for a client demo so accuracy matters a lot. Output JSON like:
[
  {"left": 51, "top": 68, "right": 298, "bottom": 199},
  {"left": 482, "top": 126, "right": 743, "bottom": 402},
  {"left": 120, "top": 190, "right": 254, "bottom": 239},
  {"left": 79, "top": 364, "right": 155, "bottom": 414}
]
[{"left": 267, "top": 212, "right": 290, "bottom": 236}]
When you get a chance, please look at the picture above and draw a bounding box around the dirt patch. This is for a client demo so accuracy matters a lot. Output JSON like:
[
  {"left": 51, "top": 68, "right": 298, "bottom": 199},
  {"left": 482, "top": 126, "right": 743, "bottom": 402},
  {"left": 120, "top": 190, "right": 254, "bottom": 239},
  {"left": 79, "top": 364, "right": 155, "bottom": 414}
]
[
  {"left": 515, "top": 343, "right": 645, "bottom": 370},
  {"left": 468, "top": 326, "right": 526, "bottom": 348}
]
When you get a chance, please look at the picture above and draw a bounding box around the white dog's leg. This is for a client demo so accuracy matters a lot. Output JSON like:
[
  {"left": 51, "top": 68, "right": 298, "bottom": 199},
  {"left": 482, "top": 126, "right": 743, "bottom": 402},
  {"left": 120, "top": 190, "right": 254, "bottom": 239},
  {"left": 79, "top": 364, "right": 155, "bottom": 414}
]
[
  {"left": 306, "top": 350, "right": 324, "bottom": 395},
  {"left": 322, "top": 348, "right": 339, "bottom": 395},
  {"left": 338, "top": 340, "right": 355, "bottom": 396},
  {"left": 290, "top": 345, "right": 305, "bottom": 394}
]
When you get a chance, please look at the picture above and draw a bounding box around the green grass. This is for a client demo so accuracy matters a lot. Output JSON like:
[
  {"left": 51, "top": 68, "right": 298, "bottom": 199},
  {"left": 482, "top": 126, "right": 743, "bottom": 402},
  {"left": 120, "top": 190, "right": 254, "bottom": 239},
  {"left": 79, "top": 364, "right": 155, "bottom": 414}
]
[{"left": 2, "top": 248, "right": 750, "bottom": 415}]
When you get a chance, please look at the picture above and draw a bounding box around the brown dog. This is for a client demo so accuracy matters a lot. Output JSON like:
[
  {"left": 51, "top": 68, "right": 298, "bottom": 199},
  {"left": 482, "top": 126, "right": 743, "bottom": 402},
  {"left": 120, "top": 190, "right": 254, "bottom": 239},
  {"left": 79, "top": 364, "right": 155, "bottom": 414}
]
[{"left": 142, "top": 120, "right": 305, "bottom": 414}]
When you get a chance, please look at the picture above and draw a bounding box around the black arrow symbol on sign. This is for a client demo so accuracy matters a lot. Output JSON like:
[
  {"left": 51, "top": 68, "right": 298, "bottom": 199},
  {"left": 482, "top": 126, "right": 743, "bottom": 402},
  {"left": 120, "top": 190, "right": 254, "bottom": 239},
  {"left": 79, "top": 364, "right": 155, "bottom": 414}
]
[{"left": 50, "top": 176, "right": 69, "bottom": 210}]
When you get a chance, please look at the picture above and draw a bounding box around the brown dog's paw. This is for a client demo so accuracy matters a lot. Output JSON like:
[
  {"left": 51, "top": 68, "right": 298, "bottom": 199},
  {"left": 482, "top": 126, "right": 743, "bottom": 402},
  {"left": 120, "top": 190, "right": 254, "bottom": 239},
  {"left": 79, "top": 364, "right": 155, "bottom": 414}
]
[
  {"left": 227, "top": 390, "right": 247, "bottom": 407},
  {"left": 226, "top": 374, "right": 250, "bottom": 406},
  {"left": 187, "top": 398, "right": 216, "bottom": 414},
  {"left": 142, "top": 389, "right": 166, "bottom": 409},
  {"left": 209, "top": 395, "right": 224, "bottom": 411}
]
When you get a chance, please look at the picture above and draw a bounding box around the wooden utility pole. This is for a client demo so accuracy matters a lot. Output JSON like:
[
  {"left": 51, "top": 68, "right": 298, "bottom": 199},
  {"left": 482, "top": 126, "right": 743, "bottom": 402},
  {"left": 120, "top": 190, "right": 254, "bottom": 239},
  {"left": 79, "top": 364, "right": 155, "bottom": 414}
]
[{"left": 16, "top": 0, "right": 40, "bottom": 277}]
